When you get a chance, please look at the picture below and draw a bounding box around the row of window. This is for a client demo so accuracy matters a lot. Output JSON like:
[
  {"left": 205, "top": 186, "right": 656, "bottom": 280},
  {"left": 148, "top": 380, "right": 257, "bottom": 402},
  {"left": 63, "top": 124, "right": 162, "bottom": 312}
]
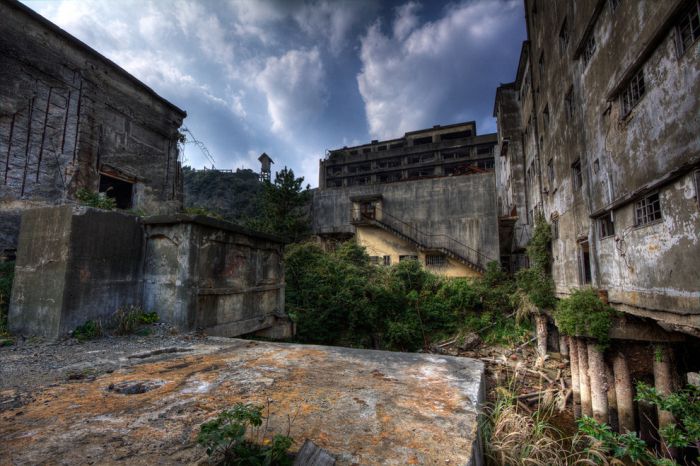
[
  {"left": 368, "top": 254, "right": 444, "bottom": 267},
  {"left": 343, "top": 130, "right": 476, "bottom": 156}
]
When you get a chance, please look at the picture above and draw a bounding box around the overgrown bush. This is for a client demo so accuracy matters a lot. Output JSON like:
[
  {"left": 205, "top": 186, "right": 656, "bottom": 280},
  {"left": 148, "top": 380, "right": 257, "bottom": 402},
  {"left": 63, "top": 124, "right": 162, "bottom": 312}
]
[
  {"left": 554, "top": 288, "right": 615, "bottom": 347},
  {"left": 73, "top": 320, "right": 103, "bottom": 342},
  {"left": 197, "top": 403, "right": 292, "bottom": 465},
  {"left": 75, "top": 188, "right": 116, "bottom": 210},
  {"left": 285, "top": 242, "right": 524, "bottom": 351},
  {"left": 0, "top": 261, "right": 14, "bottom": 336},
  {"left": 515, "top": 212, "right": 556, "bottom": 311},
  {"left": 112, "top": 306, "right": 158, "bottom": 336}
]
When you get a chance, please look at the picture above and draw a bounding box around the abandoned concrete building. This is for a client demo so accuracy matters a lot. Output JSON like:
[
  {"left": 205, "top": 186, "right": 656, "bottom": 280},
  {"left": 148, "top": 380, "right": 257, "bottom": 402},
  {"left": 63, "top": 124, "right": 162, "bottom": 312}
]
[
  {"left": 2, "top": 0, "right": 291, "bottom": 341},
  {"left": 0, "top": 0, "right": 186, "bottom": 256},
  {"left": 313, "top": 122, "right": 499, "bottom": 277},
  {"left": 494, "top": 0, "right": 700, "bottom": 451}
]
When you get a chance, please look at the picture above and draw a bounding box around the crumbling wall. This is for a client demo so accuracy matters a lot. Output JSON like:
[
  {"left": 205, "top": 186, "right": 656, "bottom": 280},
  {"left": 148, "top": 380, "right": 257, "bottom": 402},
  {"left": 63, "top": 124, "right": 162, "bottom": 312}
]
[
  {"left": 0, "top": 0, "right": 186, "bottom": 252},
  {"left": 143, "top": 215, "right": 289, "bottom": 337}
]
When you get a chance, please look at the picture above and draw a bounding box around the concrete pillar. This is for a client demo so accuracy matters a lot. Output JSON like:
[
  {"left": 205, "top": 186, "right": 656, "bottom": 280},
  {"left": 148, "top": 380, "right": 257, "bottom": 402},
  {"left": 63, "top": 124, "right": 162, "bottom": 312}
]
[
  {"left": 569, "top": 336, "right": 581, "bottom": 417},
  {"left": 577, "top": 338, "right": 592, "bottom": 417},
  {"left": 653, "top": 344, "right": 678, "bottom": 459},
  {"left": 588, "top": 342, "right": 609, "bottom": 424},
  {"left": 605, "top": 361, "right": 619, "bottom": 432},
  {"left": 535, "top": 314, "right": 548, "bottom": 366},
  {"left": 559, "top": 334, "right": 569, "bottom": 357},
  {"left": 612, "top": 351, "right": 635, "bottom": 433}
]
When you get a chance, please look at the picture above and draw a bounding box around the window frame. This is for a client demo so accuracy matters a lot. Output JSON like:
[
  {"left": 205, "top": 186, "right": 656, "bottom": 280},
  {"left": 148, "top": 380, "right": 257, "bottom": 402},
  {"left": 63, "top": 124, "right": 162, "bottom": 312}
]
[
  {"left": 599, "top": 213, "right": 615, "bottom": 239},
  {"left": 572, "top": 159, "right": 583, "bottom": 192},
  {"left": 620, "top": 67, "right": 646, "bottom": 117},
  {"left": 582, "top": 33, "right": 597, "bottom": 67},
  {"left": 634, "top": 192, "right": 662, "bottom": 227},
  {"left": 676, "top": 0, "right": 700, "bottom": 56}
]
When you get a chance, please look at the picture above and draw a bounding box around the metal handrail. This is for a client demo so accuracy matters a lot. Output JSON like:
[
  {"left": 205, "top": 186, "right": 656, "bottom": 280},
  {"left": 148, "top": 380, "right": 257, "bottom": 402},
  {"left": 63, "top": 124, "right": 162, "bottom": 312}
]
[{"left": 353, "top": 206, "right": 495, "bottom": 267}]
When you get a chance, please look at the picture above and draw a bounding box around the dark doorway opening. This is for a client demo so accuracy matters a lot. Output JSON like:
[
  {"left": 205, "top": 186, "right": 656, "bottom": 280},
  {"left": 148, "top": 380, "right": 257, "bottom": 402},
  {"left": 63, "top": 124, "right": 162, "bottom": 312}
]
[
  {"left": 578, "top": 240, "right": 592, "bottom": 284},
  {"left": 99, "top": 174, "right": 133, "bottom": 209}
]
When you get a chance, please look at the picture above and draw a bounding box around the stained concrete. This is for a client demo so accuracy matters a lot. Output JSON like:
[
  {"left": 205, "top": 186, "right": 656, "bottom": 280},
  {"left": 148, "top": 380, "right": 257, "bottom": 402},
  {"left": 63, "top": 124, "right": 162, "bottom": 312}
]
[{"left": 0, "top": 338, "right": 485, "bottom": 465}]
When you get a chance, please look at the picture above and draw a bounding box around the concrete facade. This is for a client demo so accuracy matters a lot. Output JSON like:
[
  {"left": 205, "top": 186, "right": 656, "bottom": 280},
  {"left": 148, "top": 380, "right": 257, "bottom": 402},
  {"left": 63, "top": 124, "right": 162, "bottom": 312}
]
[
  {"left": 9, "top": 207, "right": 290, "bottom": 339},
  {"left": 314, "top": 122, "right": 498, "bottom": 275},
  {"left": 0, "top": 0, "right": 186, "bottom": 254},
  {"left": 495, "top": 0, "right": 700, "bottom": 331}
]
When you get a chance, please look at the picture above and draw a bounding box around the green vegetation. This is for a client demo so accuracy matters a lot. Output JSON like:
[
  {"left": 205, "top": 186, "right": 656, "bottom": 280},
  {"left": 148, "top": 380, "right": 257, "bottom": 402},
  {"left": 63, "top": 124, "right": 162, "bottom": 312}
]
[
  {"left": 246, "top": 167, "right": 311, "bottom": 242},
  {"left": 636, "top": 381, "right": 700, "bottom": 456},
  {"left": 73, "top": 320, "right": 103, "bottom": 342},
  {"left": 554, "top": 288, "right": 615, "bottom": 347},
  {"left": 577, "top": 416, "right": 678, "bottom": 465},
  {"left": 112, "top": 306, "right": 158, "bottom": 336},
  {"left": 515, "top": 213, "right": 556, "bottom": 311},
  {"left": 75, "top": 188, "right": 116, "bottom": 210},
  {"left": 183, "top": 167, "right": 263, "bottom": 224},
  {"left": 0, "top": 261, "right": 14, "bottom": 336},
  {"left": 184, "top": 206, "right": 226, "bottom": 220},
  {"left": 197, "top": 403, "right": 293, "bottom": 466},
  {"left": 285, "top": 241, "right": 526, "bottom": 351}
]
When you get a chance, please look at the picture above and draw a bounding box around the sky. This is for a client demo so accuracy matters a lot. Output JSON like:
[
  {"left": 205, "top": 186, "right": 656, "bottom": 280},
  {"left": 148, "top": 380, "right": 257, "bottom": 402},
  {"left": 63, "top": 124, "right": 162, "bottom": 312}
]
[{"left": 21, "top": 0, "right": 526, "bottom": 187}]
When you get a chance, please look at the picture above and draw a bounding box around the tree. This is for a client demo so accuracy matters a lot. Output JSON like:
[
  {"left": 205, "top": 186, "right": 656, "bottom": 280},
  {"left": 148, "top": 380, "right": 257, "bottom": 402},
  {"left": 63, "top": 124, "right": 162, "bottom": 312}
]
[{"left": 247, "top": 167, "right": 311, "bottom": 242}]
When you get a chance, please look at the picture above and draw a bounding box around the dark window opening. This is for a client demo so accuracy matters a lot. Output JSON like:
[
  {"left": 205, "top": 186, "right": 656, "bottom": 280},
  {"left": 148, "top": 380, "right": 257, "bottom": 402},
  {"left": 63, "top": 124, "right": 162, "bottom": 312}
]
[
  {"left": 383, "top": 255, "right": 391, "bottom": 266},
  {"left": 362, "top": 148, "right": 371, "bottom": 154},
  {"left": 413, "top": 136, "right": 433, "bottom": 145},
  {"left": 572, "top": 159, "right": 583, "bottom": 191},
  {"left": 377, "top": 145, "right": 387, "bottom": 151},
  {"left": 389, "top": 142, "right": 404, "bottom": 149},
  {"left": 542, "top": 104, "right": 550, "bottom": 131},
  {"left": 425, "top": 254, "right": 447, "bottom": 268},
  {"left": 565, "top": 87, "right": 575, "bottom": 120},
  {"left": 599, "top": 214, "right": 615, "bottom": 238},
  {"left": 578, "top": 241, "right": 592, "bottom": 285},
  {"left": 551, "top": 217, "right": 559, "bottom": 240},
  {"left": 360, "top": 201, "right": 376, "bottom": 220},
  {"left": 476, "top": 145, "right": 493, "bottom": 156},
  {"left": 635, "top": 192, "right": 662, "bottom": 226},
  {"left": 349, "top": 150, "right": 358, "bottom": 155},
  {"left": 378, "top": 172, "right": 402, "bottom": 183},
  {"left": 408, "top": 168, "right": 433, "bottom": 179},
  {"left": 609, "top": 0, "right": 621, "bottom": 11},
  {"left": 369, "top": 256, "right": 379, "bottom": 265},
  {"left": 547, "top": 158, "right": 554, "bottom": 186},
  {"left": 694, "top": 170, "right": 700, "bottom": 209},
  {"left": 99, "top": 174, "right": 133, "bottom": 209},
  {"left": 582, "top": 33, "right": 597, "bottom": 66},
  {"left": 441, "top": 130, "right": 472, "bottom": 140},
  {"left": 559, "top": 18, "right": 569, "bottom": 54}
]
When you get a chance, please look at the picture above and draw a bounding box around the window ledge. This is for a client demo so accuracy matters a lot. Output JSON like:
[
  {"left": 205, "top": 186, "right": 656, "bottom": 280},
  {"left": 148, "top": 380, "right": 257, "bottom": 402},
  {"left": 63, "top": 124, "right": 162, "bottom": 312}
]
[{"left": 634, "top": 218, "right": 664, "bottom": 230}]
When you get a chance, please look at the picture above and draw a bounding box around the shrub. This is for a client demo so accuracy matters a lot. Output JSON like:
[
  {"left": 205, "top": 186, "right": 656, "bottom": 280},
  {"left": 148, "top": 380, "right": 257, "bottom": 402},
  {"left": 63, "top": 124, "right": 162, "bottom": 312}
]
[
  {"left": 112, "top": 306, "right": 158, "bottom": 335},
  {"left": 0, "top": 261, "right": 14, "bottom": 336},
  {"left": 197, "top": 403, "right": 292, "bottom": 466},
  {"left": 75, "top": 188, "right": 116, "bottom": 210},
  {"left": 73, "top": 320, "right": 103, "bottom": 342},
  {"left": 554, "top": 288, "right": 615, "bottom": 347}
]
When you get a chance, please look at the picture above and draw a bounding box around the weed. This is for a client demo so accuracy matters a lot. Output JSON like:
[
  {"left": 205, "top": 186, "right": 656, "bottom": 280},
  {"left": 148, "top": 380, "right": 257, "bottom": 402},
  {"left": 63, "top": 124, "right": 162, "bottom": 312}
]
[
  {"left": 0, "top": 261, "right": 14, "bottom": 336},
  {"left": 112, "top": 306, "right": 158, "bottom": 335},
  {"left": 75, "top": 188, "right": 116, "bottom": 210},
  {"left": 184, "top": 206, "right": 225, "bottom": 220},
  {"left": 73, "top": 320, "right": 102, "bottom": 342},
  {"left": 197, "top": 402, "right": 293, "bottom": 465},
  {"left": 554, "top": 288, "right": 616, "bottom": 348}
]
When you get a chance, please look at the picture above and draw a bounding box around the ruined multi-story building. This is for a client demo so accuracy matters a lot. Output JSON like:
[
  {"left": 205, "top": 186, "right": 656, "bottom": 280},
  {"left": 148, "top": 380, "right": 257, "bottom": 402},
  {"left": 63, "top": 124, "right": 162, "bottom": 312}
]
[
  {"left": 0, "top": 0, "right": 186, "bottom": 255},
  {"left": 495, "top": 0, "right": 700, "bottom": 447},
  {"left": 313, "top": 122, "right": 498, "bottom": 276}
]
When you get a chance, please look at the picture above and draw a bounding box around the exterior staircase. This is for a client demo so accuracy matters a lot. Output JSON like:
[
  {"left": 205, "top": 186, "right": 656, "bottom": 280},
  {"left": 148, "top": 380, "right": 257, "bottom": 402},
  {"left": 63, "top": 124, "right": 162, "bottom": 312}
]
[{"left": 352, "top": 207, "right": 494, "bottom": 274}]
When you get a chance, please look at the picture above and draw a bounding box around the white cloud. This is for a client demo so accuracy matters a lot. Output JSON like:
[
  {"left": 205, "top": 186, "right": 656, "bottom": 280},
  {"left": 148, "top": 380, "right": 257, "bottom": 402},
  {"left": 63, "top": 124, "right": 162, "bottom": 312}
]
[
  {"left": 256, "top": 47, "right": 328, "bottom": 134},
  {"left": 293, "top": 1, "right": 370, "bottom": 55},
  {"left": 357, "top": 0, "right": 522, "bottom": 140}
]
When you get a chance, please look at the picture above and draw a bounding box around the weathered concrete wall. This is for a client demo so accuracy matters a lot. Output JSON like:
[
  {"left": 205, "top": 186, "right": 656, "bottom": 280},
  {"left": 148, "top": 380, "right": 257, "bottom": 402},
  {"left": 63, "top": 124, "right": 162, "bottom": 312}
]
[
  {"left": 0, "top": 0, "right": 186, "bottom": 252},
  {"left": 9, "top": 206, "right": 143, "bottom": 338},
  {"left": 143, "top": 215, "right": 289, "bottom": 337},
  {"left": 497, "top": 0, "right": 700, "bottom": 328},
  {"left": 313, "top": 173, "right": 500, "bottom": 265}
]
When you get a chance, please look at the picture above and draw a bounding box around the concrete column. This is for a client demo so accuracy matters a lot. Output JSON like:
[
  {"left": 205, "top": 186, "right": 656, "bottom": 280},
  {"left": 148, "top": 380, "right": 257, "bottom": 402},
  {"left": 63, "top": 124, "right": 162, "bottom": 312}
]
[
  {"left": 535, "top": 314, "right": 548, "bottom": 366},
  {"left": 605, "top": 361, "right": 619, "bottom": 432},
  {"left": 559, "top": 334, "right": 569, "bottom": 357},
  {"left": 577, "top": 338, "right": 592, "bottom": 417},
  {"left": 588, "top": 342, "right": 609, "bottom": 424},
  {"left": 612, "top": 351, "right": 635, "bottom": 433},
  {"left": 569, "top": 336, "right": 581, "bottom": 417},
  {"left": 653, "top": 344, "right": 678, "bottom": 459}
]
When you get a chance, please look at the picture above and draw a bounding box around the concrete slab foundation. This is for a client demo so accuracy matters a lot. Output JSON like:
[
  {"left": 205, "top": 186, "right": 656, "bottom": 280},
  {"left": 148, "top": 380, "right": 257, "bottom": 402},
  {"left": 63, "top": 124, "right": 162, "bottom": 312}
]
[{"left": 0, "top": 339, "right": 485, "bottom": 465}]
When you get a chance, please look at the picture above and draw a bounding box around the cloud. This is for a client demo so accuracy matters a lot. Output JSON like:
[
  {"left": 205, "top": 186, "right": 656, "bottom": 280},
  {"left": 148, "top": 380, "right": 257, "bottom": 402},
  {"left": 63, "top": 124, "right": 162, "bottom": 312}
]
[
  {"left": 292, "top": 0, "right": 371, "bottom": 55},
  {"left": 357, "top": 0, "right": 524, "bottom": 140},
  {"left": 256, "top": 47, "right": 328, "bottom": 134}
]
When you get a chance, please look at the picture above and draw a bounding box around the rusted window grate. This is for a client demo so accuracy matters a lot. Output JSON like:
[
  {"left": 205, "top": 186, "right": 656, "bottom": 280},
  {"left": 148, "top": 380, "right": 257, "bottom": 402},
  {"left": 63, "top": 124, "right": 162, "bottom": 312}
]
[{"left": 635, "top": 192, "right": 662, "bottom": 226}]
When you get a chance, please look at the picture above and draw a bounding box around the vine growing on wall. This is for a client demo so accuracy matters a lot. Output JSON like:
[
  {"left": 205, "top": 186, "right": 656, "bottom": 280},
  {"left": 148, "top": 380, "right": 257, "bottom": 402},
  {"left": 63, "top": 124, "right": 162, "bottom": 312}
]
[{"left": 516, "top": 212, "right": 556, "bottom": 311}]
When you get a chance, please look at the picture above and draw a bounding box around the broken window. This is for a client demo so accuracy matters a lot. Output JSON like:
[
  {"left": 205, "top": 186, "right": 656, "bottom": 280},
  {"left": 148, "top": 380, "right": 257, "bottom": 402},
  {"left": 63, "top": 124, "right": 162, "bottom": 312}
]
[
  {"left": 377, "top": 172, "right": 401, "bottom": 183},
  {"left": 425, "top": 254, "right": 447, "bottom": 268},
  {"left": 599, "top": 213, "right": 615, "bottom": 238},
  {"left": 676, "top": 0, "right": 700, "bottom": 56},
  {"left": 413, "top": 136, "right": 433, "bottom": 145},
  {"left": 360, "top": 201, "right": 376, "bottom": 220},
  {"left": 440, "top": 130, "right": 472, "bottom": 140},
  {"left": 620, "top": 67, "right": 645, "bottom": 117},
  {"left": 572, "top": 159, "right": 583, "bottom": 192},
  {"left": 369, "top": 256, "right": 379, "bottom": 265},
  {"left": 347, "top": 163, "right": 371, "bottom": 174},
  {"left": 609, "top": 0, "right": 621, "bottom": 11},
  {"left": 389, "top": 142, "right": 404, "bottom": 149},
  {"left": 578, "top": 241, "right": 592, "bottom": 285},
  {"left": 377, "top": 158, "right": 401, "bottom": 169},
  {"left": 551, "top": 216, "right": 559, "bottom": 240},
  {"left": 582, "top": 33, "right": 597, "bottom": 67},
  {"left": 327, "top": 167, "right": 342, "bottom": 177},
  {"left": 565, "top": 87, "right": 575, "bottom": 120},
  {"left": 635, "top": 192, "right": 662, "bottom": 226},
  {"left": 559, "top": 18, "right": 569, "bottom": 55},
  {"left": 328, "top": 179, "right": 343, "bottom": 188},
  {"left": 383, "top": 255, "right": 391, "bottom": 266},
  {"left": 476, "top": 145, "right": 493, "bottom": 156},
  {"left": 99, "top": 174, "right": 133, "bottom": 209},
  {"left": 408, "top": 168, "right": 433, "bottom": 179},
  {"left": 362, "top": 148, "right": 371, "bottom": 154}
]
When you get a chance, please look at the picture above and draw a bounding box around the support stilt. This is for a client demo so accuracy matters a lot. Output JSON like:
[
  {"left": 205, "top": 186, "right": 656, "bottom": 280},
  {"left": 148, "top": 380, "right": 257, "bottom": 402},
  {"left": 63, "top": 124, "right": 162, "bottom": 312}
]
[
  {"left": 588, "top": 342, "right": 609, "bottom": 424},
  {"left": 605, "top": 361, "right": 619, "bottom": 432},
  {"left": 612, "top": 351, "right": 635, "bottom": 433},
  {"left": 559, "top": 334, "right": 569, "bottom": 357},
  {"left": 569, "top": 336, "right": 581, "bottom": 417},
  {"left": 535, "top": 314, "right": 548, "bottom": 367},
  {"left": 578, "top": 338, "right": 592, "bottom": 417},
  {"left": 653, "top": 344, "right": 678, "bottom": 459}
]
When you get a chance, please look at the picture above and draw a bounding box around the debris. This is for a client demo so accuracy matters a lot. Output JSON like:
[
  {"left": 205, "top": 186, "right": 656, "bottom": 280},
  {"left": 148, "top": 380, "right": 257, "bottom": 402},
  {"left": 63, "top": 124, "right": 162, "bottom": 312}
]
[{"left": 293, "top": 439, "right": 336, "bottom": 466}]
